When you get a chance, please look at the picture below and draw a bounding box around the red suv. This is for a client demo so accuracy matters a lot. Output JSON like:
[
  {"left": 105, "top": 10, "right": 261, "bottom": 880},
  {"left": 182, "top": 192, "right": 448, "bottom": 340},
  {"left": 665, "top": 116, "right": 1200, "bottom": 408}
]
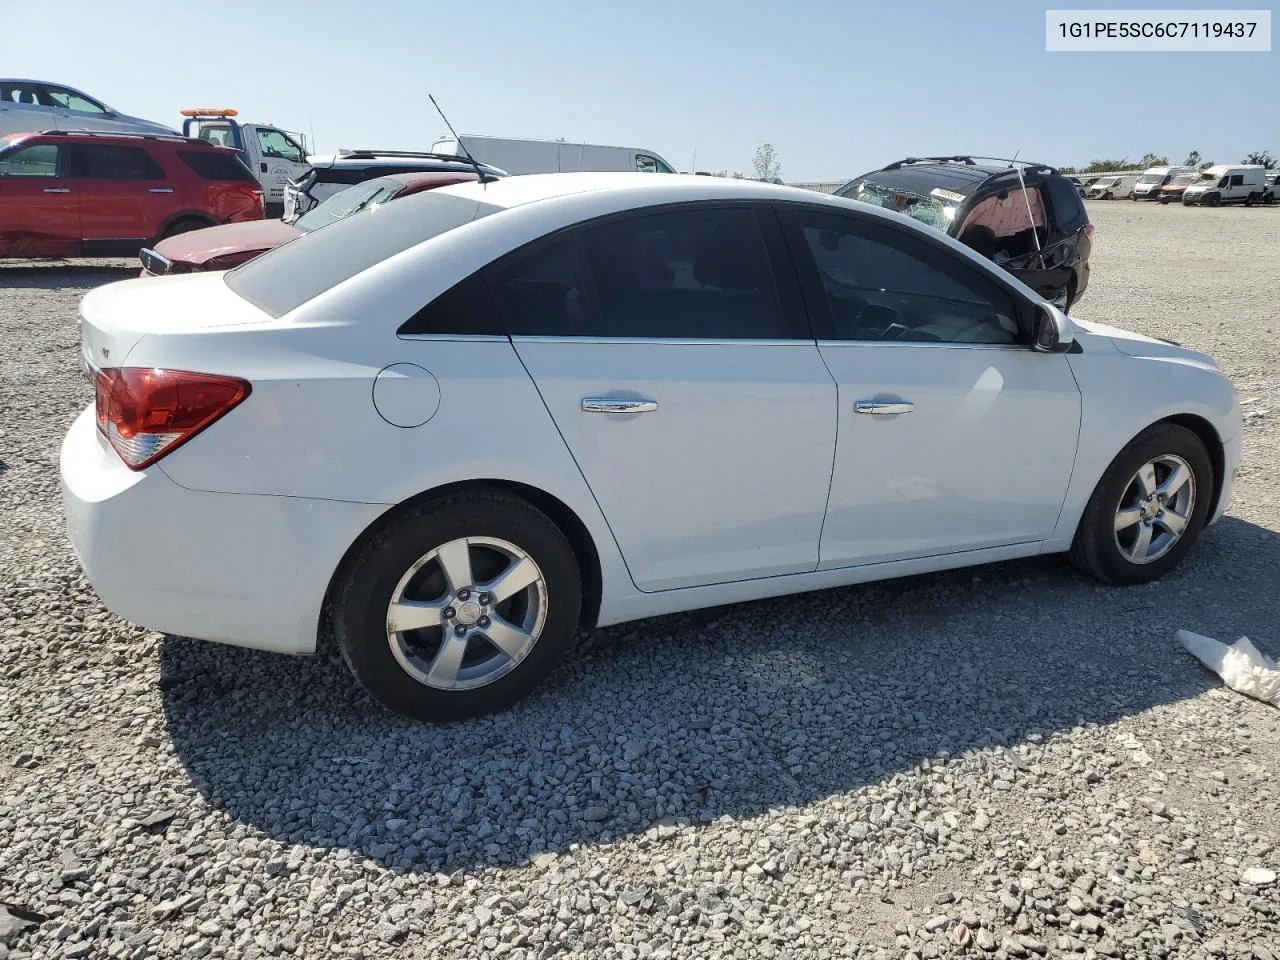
[{"left": 0, "top": 130, "right": 263, "bottom": 259}]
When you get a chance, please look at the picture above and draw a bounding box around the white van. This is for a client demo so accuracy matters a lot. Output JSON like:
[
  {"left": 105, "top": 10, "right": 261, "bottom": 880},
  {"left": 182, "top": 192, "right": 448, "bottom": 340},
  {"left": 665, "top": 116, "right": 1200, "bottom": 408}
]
[
  {"left": 1086, "top": 174, "right": 1136, "bottom": 200},
  {"left": 1182, "top": 164, "right": 1273, "bottom": 206},
  {"left": 1131, "top": 165, "right": 1193, "bottom": 200},
  {"left": 429, "top": 134, "right": 676, "bottom": 176}
]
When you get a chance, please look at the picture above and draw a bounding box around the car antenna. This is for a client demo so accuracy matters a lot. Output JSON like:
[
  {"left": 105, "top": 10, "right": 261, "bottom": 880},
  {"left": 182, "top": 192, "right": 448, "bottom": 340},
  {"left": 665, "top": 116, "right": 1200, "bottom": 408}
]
[
  {"left": 1010, "top": 149, "right": 1045, "bottom": 269},
  {"left": 428, "top": 94, "right": 495, "bottom": 187}
]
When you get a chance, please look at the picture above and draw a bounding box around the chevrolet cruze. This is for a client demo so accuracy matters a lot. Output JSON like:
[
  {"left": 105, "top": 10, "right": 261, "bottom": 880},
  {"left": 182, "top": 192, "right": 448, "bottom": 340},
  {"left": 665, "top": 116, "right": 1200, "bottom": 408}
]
[{"left": 61, "top": 173, "right": 1241, "bottom": 721}]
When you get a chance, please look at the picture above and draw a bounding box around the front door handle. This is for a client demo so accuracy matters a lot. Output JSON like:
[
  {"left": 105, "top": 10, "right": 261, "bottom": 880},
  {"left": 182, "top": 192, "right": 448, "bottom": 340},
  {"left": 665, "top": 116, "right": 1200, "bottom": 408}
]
[
  {"left": 581, "top": 397, "right": 658, "bottom": 414},
  {"left": 43, "top": 188, "right": 71, "bottom": 194},
  {"left": 149, "top": 187, "right": 174, "bottom": 194},
  {"left": 855, "top": 400, "right": 914, "bottom": 415}
]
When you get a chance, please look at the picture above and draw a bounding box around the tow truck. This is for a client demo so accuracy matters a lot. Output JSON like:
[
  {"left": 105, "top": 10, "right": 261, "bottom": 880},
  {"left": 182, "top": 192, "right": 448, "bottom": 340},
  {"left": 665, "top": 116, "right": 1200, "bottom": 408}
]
[{"left": 180, "top": 109, "right": 310, "bottom": 218}]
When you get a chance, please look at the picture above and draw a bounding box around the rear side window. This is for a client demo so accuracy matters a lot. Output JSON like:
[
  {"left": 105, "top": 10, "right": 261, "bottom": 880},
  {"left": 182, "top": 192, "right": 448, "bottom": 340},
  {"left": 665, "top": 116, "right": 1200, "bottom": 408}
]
[
  {"left": 399, "top": 273, "right": 505, "bottom": 336},
  {"left": 227, "top": 191, "right": 502, "bottom": 318},
  {"left": 1045, "top": 176, "right": 1087, "bottom": 232},
  {"left": 491, "top": 206, "right": 799, "bottom": 340},
  {"left": 178, "top": 150, "right": 257, "bottom": 182},
  {"left": 71, "top": 144, "right": 164, "bottom": 180}
]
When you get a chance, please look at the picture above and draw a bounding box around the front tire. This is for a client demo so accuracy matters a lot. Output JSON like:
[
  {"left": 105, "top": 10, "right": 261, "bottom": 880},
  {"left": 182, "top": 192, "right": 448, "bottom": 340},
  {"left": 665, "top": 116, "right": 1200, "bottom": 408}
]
[
  {"left": 334, "top": 492, "right": 582, "bottom": 721},
  {"left": 1069, "top": 424, "right": 1214, "bottom": 585}
]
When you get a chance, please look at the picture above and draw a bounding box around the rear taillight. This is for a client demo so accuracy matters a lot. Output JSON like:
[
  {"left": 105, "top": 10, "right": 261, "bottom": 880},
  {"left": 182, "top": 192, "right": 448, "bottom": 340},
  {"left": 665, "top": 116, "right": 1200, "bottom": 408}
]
[{"left": 94, "top": 367, "right": 250, "bottom": 470}]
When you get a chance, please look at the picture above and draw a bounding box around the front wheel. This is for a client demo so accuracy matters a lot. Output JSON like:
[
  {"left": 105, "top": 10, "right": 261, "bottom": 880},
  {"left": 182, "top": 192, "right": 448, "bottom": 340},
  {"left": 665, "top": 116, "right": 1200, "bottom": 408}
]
[
  {"left": 334, "top": 492, "right": 582, "bottom": 721},
  {"left": 1069, "top": 423, "right": 1214, "bottom": 585}
]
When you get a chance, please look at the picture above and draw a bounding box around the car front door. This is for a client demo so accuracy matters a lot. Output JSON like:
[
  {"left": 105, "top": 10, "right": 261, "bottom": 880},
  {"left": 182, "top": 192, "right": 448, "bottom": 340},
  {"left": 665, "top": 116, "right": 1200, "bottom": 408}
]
[
  {"left": 495, "top": 203, "right": 837, "bottom": 592},
  {"left": 69, "top": 143, "right": 170, "bottom": 253},
  {"left": 253, "top": 128, "right": 309, "bottom": 210},
  {"left": 0, "top": 141, "right": 79, "bottom": 257},
  {"left": 780, "top": 204, "right": 1081, "bottom": 569}
]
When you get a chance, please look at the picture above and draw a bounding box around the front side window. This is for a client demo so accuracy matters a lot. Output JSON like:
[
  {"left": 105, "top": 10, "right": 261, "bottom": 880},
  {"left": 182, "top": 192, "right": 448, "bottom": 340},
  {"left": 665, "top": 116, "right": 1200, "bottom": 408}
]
[
  {"left": 71, "top": 144, "right": 164, "bottom": 180},
  {"left": 1229, "top": 174, "right": 1244, "bottom": 187},
  {"left": 43, "top": 86, "right": 107, "bottom": 115},
  {"left": 256, "top": 129, "right": 305, "bottom": 163},
  {"left": 0, "top": 143, "right": 59, "bottom": 177},
  {"left": 795, "top": 209, "right": 1022, "bottom": 345},
  {"left": 635, "top": 154, "right": 674, "bottom": 174}
]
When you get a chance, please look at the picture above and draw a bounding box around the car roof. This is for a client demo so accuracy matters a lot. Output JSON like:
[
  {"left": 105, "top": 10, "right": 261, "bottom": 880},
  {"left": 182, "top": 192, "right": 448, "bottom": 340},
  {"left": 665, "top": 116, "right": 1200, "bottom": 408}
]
[
  {"left": 430, "top": 171, "right": 809, "bottom": 210},
  {"left": 1, "top": 129, "right": 230, "bottom": 150}
]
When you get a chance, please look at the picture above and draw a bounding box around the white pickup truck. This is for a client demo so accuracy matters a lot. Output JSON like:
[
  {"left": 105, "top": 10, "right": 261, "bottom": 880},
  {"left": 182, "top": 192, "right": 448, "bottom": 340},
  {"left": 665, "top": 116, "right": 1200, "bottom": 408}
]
[{"left": 180, "top": 109, "right": 310, "bottom": 218}]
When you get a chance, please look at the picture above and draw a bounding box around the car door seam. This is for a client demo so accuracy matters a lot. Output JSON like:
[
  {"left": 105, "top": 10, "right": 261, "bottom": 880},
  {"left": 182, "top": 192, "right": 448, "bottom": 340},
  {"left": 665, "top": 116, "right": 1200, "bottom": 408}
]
[
  {"left": 504, "top": 336, "right": 643, "bottom": 592},
  {"left": 1048, "top": 354, "right": 1088, "bottom": 545},
  {"left": 811, "top": 340, "right": 841, "bottom": 572}
]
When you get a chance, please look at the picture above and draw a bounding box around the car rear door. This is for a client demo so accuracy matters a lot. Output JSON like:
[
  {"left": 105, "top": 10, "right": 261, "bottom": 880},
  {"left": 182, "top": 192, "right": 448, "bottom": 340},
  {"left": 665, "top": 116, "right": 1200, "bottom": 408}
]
[
  {"left": 780, "top": 203, "right": 1080, "bottom": 568},
  {"left": 0, "top": 141, "right": 79, "bottom": 257},
  {"left": 69, "top": 142, "right": 171, "bottom": 252},
  {"left": 0, "top": 81, "right": 55, "bottom": 137},
  {"left": 498, "top": 203, "right": 838, "bottom": 592}
]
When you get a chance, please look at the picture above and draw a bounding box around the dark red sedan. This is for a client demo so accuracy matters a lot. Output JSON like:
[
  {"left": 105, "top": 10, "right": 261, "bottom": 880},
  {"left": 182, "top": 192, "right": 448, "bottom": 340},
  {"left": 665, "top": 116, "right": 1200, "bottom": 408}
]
[{"left": 139, "top": 170, "right": 480, "bottom": 275}]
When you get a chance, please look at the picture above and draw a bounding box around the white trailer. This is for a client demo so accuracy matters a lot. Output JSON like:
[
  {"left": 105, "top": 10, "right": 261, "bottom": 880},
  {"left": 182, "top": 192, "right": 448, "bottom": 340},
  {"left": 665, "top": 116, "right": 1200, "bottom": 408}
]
[{"left": 429, "top": 134, "right": 676, "bottom": 176}]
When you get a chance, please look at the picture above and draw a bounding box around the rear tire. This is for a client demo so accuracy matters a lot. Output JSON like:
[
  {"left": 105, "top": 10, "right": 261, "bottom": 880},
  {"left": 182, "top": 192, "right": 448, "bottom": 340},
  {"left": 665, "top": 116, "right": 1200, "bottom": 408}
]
[
  {"left": 334, "top": 491, "right": 582, "bottom": 722},
  {"left": 160, "top": 217, "right": 211, "bottom": 240},
  {"left": 1069, "top": 423, "right": 1214, "bottom": 586}
]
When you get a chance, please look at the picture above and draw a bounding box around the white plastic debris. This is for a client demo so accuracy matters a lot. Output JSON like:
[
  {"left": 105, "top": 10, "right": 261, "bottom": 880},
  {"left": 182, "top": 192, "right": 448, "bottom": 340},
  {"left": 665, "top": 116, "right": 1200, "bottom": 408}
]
[
  {"left": 1177, "top": 630, "right": 1280, "bottom": 708},
  {"left": 1241, "top": 867, "right": 1277, "bottom": 887}
]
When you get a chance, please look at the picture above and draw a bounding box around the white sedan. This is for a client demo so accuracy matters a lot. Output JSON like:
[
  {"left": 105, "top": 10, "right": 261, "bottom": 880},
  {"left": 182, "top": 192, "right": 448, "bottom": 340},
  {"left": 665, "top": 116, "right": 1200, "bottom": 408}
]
[{"left": 61, "top": 173, "right": 1241, "bottom": 721}]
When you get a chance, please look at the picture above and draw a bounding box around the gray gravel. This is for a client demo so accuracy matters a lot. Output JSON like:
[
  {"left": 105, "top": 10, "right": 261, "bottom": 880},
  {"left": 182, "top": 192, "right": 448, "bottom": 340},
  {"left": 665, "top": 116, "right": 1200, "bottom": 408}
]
[{"left": 2, "top": 206, "right": 1279, "bottom": 960}]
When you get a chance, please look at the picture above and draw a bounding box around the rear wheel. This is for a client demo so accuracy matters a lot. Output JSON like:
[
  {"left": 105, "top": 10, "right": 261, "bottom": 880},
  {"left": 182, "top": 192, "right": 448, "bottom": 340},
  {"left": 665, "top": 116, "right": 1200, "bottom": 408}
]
[
  {"left": 1069, "top": 423, "right": 1214, "bottom": 585},
  {"left": 1245, "top": 192, "right": 1258, "bottom": 207},
  {"left": 334, "top": 492, "right": 582, "bottom": 721},
  {"left": 160, "top": 217, "right": 211, "bottom": 240}
]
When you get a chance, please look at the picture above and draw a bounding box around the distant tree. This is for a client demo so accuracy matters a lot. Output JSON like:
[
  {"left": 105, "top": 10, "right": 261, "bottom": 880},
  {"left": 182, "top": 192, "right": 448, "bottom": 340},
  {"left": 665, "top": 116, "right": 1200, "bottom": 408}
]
[
  {"left": 1139, "top": 153, "right": 1169, "bottom": 169},
  {"left": 713, "top": 169, "right": 728, "bottom": 178},
  {"left": 1244, "top": 150, "right": 1276, "bottom": 168},
  {"left": 1199, "top": 160, "right": 1215, "bottom": 170},
  {"left": 1060, "top": 165, "right": 1077, "bottom": 174},
  {"left": 731, "top": 171, "right": 746, "bottom": 179},
  {"left": 1081, "top": 158, "right": 1130, "bottom": 173},
  {"left": 1183, "top": 150, "right": 1201, "bottom": 167},
  {"left": 751, "top": 143, "right": 782, "bottom": 181}
]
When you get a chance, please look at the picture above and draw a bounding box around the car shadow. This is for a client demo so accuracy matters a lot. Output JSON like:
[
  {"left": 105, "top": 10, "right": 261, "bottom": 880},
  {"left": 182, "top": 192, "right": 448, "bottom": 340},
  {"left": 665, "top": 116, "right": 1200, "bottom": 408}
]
[
  {"left": 0, "top": 262, "right": 139, "bottom": 288},
  {"left": 160, "top": 515, "right": 1279, "bottom": 874}
]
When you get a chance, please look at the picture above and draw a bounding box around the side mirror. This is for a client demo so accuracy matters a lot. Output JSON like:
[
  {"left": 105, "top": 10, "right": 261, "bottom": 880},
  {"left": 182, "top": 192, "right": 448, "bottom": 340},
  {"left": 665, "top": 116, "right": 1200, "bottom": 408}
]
[{"left": 1032, "top": 302, "right": 1074, "bottom": 353}]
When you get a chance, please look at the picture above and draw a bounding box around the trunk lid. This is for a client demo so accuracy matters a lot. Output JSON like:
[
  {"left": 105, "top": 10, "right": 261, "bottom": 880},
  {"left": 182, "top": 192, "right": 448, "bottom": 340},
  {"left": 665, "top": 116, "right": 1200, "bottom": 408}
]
[{"left": 79, "top": 273, "right": 271, "bottom": 372}]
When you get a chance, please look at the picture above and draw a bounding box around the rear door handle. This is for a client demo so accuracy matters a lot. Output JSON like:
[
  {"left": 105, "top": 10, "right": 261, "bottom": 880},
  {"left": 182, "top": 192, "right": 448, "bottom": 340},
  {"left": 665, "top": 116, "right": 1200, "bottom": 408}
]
[
  {"left": 43, "top": 188, "right": 71, "bottom": 194},
  {"left": 855, "top": 400, "right": 914, "bottom": 415},
  {"left": 581, "top": 397, "right": 658, "bottom": 414},
  {"left": 149, "top": 187, "right": 174, "bottom": 194}
]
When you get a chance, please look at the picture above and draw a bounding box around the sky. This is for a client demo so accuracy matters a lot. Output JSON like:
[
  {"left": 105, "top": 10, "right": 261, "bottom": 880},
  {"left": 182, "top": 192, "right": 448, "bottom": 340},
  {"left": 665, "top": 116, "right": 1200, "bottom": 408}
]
[{"left": 1, "top": 0, "right": 1274, "bottom": 181}]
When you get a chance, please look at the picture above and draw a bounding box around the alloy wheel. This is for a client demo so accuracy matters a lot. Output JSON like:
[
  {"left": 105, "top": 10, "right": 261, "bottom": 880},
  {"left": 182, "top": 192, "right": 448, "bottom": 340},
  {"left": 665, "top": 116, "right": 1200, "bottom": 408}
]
[
  {"left": 385, "top": 537, "right": 547, "bottom": 690},
  {"left": 1112, "top": 454, "right": 1196, "bottom": 564}
]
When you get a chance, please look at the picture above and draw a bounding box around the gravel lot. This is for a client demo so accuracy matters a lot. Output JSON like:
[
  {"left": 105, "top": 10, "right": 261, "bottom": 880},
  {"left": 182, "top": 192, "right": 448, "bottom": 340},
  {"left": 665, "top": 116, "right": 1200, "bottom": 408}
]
[{"left": 2, "top": 202, "right": 1279, "bottom": 960}]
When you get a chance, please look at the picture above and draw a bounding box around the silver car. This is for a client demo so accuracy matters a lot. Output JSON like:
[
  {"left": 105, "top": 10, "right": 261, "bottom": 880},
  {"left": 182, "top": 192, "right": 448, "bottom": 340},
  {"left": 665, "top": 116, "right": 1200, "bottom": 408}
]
[{"left": 0, "top": 79, "right": 177, "bottom": 139}]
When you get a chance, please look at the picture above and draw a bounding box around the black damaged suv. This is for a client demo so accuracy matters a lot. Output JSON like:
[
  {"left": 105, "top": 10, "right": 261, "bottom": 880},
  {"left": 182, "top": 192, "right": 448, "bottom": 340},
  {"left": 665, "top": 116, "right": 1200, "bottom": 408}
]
[{"left": 836, "top": 156, "right": 1093, "bottom": 312}]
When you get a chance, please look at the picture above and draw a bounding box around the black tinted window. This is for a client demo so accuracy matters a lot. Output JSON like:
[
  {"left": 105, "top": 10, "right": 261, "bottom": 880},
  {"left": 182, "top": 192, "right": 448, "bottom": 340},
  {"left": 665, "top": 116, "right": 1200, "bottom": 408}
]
[
  {"left": 400, "top": 273, "right": 505, "bottom": 336},
  {"left": 584, "top": 206, "right": 797, "bottom": 338},
  {"left": 1045, "top": 176, "right": 1087, "bottom": 231},
  {"left": 178, "top": 150, "right": 257, "bottom": 182},
  {"left": 492, "top": 236, "right": 591, "bottom": 337},
  {"left": 796, "top": 209, "right": 1023, "bottom": 345},
  {"left": 72, "top": 144, "right": 164, "bottom": 180}
]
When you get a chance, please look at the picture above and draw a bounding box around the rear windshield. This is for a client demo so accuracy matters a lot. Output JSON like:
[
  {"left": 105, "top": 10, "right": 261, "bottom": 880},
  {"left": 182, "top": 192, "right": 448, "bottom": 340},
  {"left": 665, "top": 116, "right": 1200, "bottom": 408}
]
[
  {"left": 226, "top": 190, "right": 502, "bottom": 317},
  {"left": 178, "top": 150, "right": 257, "bottom": 182}
]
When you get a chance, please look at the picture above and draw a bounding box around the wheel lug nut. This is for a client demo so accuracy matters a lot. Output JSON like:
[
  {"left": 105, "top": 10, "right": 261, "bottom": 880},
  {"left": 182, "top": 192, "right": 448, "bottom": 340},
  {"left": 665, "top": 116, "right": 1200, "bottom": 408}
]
[
  {"left": 478, "top": 593, "right": 491, "bottom": 606},
  {"left": 443, "top": 607, "right": 455, "bottom": 619},
  {"left": 478, "top": 616, "right": 491, "bottom": 628},
  {"left": 457, "top": 589, "right": 470, "bottom": 601},
  {"left": 454, "top": 624, "right": 467, "bottom": 636}
]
